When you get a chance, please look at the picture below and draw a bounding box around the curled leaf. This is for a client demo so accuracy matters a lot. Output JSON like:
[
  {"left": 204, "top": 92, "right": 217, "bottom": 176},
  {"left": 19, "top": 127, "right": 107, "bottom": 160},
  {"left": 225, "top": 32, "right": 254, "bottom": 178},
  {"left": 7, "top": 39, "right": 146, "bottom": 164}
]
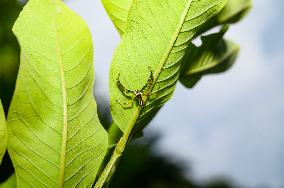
[
  {"left": 217, "top": 0, "right": 252, "bottom": 24},
  {"left": 180, "top": 26, "right": 240, "bottom": 88}
]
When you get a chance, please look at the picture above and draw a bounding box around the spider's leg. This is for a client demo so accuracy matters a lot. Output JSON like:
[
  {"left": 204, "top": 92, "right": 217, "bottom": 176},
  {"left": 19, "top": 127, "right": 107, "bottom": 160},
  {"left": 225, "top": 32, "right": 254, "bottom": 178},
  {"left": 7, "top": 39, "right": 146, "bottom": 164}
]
[
  {"left": 137, "top": 94, "right": 144, "bottom": 107},
  {"left": 116, "top": 95, "right": 136, "bottom": 109},
  {"left": 117, "top": 74, "right": 133, "bottom": 97},
  {"left": 141, "top": 66, "right": 154, "bottom": 93},
  {"left": 116, "top": 99, "right": 134, "bottom": 109}
]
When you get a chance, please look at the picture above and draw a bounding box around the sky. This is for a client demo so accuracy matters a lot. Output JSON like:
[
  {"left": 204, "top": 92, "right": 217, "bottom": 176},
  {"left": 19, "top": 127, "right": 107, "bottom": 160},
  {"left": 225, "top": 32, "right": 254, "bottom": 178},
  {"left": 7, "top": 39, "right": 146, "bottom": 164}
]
[{"left": 66, "top": 1, "right": 284, "bottom": 187}]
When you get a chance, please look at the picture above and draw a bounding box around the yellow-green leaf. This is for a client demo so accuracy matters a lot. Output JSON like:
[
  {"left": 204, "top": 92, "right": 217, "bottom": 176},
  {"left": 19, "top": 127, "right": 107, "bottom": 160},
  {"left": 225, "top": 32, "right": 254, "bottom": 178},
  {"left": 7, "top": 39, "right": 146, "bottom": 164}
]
[
  {"left": 102, "top": 0, "right": 252, "bottom": 36},
  {"left": 96, "top": 1, "right": 228, "bottom": 187},
  {"left": 0, "top": 101, "right": 7, "bottom": 164},
  {"left": 110, "top": 0, "right": 227, "bottom": 133},
  {"left": 7, "top": 0, "right": 108, "bottom": 187},
  {"left": 0, "top": 174, "right": 16, "bottom": 188},
  {"left": 101, "top": 0, "right": 132, "bottom": 35}
]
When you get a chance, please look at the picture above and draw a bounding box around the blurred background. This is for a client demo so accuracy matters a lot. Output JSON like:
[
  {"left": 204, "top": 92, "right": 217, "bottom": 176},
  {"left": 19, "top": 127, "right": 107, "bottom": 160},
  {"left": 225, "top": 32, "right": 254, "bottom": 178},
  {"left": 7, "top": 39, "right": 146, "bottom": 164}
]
[{"left": 0, "top": 0, "right": 283, "bottom": 187}]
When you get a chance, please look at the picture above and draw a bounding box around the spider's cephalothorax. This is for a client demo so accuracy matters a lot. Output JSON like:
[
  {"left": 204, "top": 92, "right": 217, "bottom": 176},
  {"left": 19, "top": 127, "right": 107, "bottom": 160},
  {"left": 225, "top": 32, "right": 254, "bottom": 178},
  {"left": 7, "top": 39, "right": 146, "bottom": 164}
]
[{"left": 116, "top": 67, "right": 154, "bottom": 108}]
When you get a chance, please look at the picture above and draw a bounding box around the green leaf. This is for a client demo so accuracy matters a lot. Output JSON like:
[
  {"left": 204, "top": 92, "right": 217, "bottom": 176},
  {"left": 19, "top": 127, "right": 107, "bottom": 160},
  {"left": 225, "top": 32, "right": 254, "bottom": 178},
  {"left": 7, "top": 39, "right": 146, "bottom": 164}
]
[
  {"left": 7, "top": 0, "right": 108, "bottom": 187},
  {"left": 95, "top": 1, "right": 227, "bottom": 187},
  {"left": 195, "top": 0, "right": 252, "bottom": 36},
  {"left": 102, "top": 0, "right": 251, "bottom": 91},
  {"left": 101, "top": 0, "right": 132, "bottom": 35},
  {"left": 108, "top": 122, "right": 122, "bottom": 149},
  {"left": 179, "top": 26, "right": 239, "bottom": 88},
  {"left": 0, "top": 101, "right": 7, "bottom": 164},
  {"left": 217, "top": 0, "right": 252, "bottom": 24},
  {"left": 110, "top": 0, "right": 227, "bottom": 133},
  {"left": 0, "top": 174, "right": 16, "bottom": 188},
  {"left": 178, "top": 0, "right": 252, "bottom": 88},
  {"left": 102, "top": 0, "right": 252, "bottom": 37}
]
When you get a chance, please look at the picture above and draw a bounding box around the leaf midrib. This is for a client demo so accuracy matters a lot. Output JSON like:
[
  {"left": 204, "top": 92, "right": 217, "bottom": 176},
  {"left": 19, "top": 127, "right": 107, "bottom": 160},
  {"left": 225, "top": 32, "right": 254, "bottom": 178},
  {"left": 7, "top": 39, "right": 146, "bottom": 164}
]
[
  {"left": 125, "top": 0, "right": 194, "bottom": 141},
  {"left": 122, "top": 1, "right": 194, "bottom": 134},
  {"left": 155, "top": 0, "right": 192, "bottom": 80},
  {"left": 52, "top": 3, "right": 68, "bottom": 187},
  {"left": 123, "top": 0, "right": 194, "bottom": 152},
  {"left": 96, "top": 1, "right": 195, "bottom": 187}
]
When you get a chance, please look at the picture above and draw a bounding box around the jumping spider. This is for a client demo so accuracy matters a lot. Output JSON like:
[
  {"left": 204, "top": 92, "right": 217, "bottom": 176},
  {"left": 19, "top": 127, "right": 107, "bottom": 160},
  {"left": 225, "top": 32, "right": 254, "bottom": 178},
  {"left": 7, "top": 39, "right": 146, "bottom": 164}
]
[{"left": 116, "top": 67, "right": 154, "bottom": 108}]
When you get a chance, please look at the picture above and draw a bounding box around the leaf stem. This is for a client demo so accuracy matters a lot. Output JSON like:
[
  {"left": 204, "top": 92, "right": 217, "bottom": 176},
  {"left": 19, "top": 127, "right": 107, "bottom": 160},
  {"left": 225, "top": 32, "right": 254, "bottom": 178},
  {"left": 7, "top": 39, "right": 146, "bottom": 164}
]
[{"left": 94, "top": 107, "right": 142, "bottom": 188}]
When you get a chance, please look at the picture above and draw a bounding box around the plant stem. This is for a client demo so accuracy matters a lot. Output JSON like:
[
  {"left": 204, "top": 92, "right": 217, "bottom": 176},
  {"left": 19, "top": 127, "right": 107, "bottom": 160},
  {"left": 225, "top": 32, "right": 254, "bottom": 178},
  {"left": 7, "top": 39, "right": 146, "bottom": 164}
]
[{"left": 94, "top": 107, "right": 142, "bottom": 188}]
